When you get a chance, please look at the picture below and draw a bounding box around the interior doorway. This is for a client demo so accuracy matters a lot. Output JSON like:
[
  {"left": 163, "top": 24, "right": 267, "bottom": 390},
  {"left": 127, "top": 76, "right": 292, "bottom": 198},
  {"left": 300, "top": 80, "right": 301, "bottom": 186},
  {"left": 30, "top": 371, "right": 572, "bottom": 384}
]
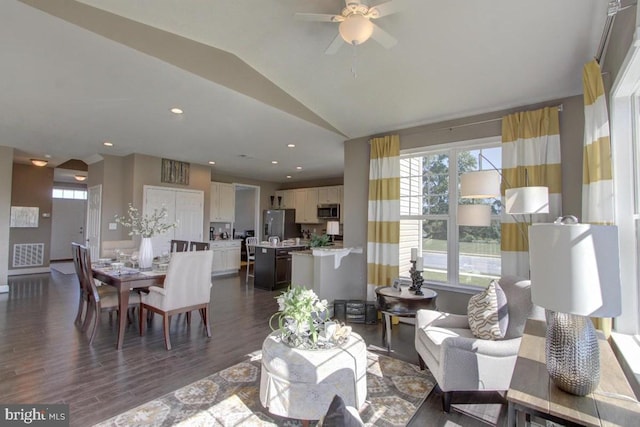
[{"left": 234, "top": 184, "right": 260, "bottom": 261}]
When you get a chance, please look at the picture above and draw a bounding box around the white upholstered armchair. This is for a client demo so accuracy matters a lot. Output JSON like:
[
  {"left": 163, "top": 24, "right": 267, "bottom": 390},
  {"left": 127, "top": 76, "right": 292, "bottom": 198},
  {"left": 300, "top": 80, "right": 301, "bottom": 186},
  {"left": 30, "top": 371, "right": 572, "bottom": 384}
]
[{"left": 414, "top": 276, "right": 544, "bottom": 412}]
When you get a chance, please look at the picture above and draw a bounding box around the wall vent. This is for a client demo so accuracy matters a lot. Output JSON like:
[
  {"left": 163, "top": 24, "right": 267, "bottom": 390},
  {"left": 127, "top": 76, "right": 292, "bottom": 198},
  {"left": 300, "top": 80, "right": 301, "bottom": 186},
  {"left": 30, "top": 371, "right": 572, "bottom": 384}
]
[{"left": 13, "top": 243, "right": 45, "bottom": 268}]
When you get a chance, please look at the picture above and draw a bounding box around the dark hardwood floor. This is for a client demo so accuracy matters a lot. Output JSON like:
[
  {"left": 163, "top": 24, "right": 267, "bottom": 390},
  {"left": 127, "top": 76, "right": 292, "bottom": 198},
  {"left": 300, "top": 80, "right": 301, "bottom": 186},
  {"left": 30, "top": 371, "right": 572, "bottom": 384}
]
[{"left": 0, "top": 267, "right": 506, "bottom": 426}]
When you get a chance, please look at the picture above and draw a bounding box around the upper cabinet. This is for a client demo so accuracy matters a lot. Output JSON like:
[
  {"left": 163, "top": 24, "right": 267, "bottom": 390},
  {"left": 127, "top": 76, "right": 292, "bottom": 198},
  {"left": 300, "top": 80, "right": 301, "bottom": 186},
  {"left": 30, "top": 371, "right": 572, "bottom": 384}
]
[
  {"left": 210, "top": 182, "right": 235, "bottom": 222},
  {"left": 274, "top": 190, "right": 295, "bottom": 209},
  {"left": 317, "top": 186, "right": 341, "bottom": 204},
  {"left": 294, "top": 188, "right": 319, "bottom": 223}
]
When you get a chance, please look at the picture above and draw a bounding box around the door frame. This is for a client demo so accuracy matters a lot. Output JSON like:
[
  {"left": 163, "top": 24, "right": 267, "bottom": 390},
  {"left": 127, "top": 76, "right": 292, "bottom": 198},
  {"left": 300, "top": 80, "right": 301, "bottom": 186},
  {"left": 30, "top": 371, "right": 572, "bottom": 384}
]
[{"left": 86, "top": 184, "right": 102, "bottom": 260}]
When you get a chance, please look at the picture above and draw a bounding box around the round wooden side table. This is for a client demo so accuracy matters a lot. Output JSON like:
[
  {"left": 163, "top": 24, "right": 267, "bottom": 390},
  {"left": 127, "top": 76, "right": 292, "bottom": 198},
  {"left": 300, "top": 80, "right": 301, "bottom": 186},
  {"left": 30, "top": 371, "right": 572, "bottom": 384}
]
[{"left": 375, "top": 285, "right": 437, "bottom": 350}]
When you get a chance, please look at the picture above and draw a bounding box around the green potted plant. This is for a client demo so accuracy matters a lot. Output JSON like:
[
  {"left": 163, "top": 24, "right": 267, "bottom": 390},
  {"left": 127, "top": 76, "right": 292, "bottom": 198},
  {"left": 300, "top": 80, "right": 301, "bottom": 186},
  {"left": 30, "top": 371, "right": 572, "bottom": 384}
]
[{"left": 309, "top": 233, "right": 331, "bottom": 248}]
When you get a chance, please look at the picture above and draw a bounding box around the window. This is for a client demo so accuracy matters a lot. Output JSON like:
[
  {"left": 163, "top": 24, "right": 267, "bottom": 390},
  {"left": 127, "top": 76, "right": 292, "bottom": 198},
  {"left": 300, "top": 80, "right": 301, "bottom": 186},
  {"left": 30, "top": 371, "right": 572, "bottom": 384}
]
[
  {"left": 52, "top": 188, "right": 87, "bottom": 200},
  {"left": 610, "top": 43, "right": 640, "bottom": 336},
  {"left": 400, "top": 139, "right": 501, "bottom": 289}
]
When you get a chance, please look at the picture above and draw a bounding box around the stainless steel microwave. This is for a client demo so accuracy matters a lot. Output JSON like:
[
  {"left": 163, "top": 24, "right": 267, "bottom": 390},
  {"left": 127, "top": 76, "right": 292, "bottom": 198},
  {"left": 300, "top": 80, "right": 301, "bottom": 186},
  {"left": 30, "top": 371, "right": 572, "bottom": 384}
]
[{"left": 317, "top": 204, "right": 340, "bottom": 219}]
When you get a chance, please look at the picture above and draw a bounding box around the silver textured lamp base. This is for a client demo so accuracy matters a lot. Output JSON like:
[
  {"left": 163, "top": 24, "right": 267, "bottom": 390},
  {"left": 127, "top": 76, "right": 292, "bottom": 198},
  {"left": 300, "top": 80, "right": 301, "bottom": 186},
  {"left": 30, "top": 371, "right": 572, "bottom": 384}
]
[{"left": 546, "top": 312, "right": 600, "bottom": 396}]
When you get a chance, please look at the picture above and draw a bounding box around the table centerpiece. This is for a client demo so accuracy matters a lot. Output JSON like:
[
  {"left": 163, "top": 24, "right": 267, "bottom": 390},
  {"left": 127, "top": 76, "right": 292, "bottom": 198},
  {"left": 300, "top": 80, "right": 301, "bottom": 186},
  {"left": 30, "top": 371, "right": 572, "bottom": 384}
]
[
  {"left": 270, "top": 286, "right": 347, "bottom": 349},
  {"left": 114, "top": 204, "right": 176, "bottom": 269}
]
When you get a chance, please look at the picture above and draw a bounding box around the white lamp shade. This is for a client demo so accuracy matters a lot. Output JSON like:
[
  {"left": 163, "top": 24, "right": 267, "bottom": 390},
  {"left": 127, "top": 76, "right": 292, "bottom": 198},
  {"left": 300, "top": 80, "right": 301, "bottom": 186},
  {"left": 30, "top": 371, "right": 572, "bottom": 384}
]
[
  {"left": 458, "top": 204, "right": 491, "bottom": 227},
  {"left": 460, "top": 170, "right": 501, "bottom": 198},
  {"left": 339, "top": 14, "right": 374, "bottom": 45},
  {"left": 528, "top": 222, "right": 621, "bottom": 317},
  {"left": 505, "top": 186, "right": 549, "bottom": 214},
  {"left": 326, "top": 221, "right": 340, "bottom": 235}
]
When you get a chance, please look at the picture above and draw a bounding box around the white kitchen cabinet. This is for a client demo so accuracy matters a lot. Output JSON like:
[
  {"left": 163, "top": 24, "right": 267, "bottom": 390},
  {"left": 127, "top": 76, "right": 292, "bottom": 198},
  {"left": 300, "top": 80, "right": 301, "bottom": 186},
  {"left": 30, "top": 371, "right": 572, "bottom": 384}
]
[
  {"left": 274, "top": 190, "right": 295, "bottom": 209},
  {"left": 210, "top": 182, "right": 235, "bottom": 222},
  {"left": 317, "top": 186, "right": 341, "bottom": 204},
  {"left": 294, "top": 188, "right": 319, "bottom": 223},
  {"left": 210, "top": 240, "right": 241, "bottom": 275}
]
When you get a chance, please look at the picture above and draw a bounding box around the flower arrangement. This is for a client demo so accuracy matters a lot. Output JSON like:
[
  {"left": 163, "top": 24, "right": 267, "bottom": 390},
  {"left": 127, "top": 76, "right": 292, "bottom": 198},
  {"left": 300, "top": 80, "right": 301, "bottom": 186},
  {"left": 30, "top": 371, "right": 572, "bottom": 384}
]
[
  {"left": 270, "top": 286, "right": 329, "bottom": 349},
  {"left": 114, "top": 204, "right": 177, "bottom": 238}
]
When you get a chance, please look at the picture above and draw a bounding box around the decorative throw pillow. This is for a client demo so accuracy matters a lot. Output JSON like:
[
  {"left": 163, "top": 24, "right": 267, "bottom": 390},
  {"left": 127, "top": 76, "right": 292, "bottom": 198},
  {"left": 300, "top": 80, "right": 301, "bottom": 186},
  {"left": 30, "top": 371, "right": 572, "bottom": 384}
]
[
  {"left": 319, "top": 395, "right": 364, "bottom": 427},
  {"left": 467, "top": 280, "right": 509, "bottom": 340}
]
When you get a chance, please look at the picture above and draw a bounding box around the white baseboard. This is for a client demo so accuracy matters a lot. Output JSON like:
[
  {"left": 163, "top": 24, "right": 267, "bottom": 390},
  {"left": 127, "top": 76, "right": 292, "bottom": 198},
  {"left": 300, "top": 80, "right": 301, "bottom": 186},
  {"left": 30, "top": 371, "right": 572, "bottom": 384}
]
[{"left": 8, "top": 267, "right": 51, "bottom": 276}]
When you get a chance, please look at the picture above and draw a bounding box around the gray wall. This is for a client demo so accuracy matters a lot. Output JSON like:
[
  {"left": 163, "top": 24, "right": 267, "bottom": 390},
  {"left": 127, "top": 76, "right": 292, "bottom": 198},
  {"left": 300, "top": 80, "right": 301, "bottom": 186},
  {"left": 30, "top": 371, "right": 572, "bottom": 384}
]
[
  {"left": 234, "top": 188, "right": 256, "bottom": 234},
  {"left": 9, "top": 163, "right": 54, "bottom": 271},
  {"left": 0, "top": 146, "right": 13, "bottom": 288}
]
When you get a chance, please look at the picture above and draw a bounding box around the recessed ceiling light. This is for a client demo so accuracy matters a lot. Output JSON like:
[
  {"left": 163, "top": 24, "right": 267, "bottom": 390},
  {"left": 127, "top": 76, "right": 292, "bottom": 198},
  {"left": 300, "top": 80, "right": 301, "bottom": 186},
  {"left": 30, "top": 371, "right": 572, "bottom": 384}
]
[
  {"left": 103, "top": 141, "right": 113, "bottom": 147},
  {"left": 170, "top": 107, "right": 184, "bottom": 114},
  {"left": 287, "top": 144, "right": 295, "bottom": 148},
  {"left": 30, "top": 159, "right": 48, "bottom": 167},
  {"left": 272, "top": 160, "right": 278, "bottom": 164},
  {"left": 208, "top": 161, "right": 216, "bottom": 165},
  {"left": 44, "top": 154, "right": 52, "bottom": 159},
  {"left": 286, "top": 175, "right": 292, "bottom": 179},
  {"left": 296, "top": 166, "right": 302, "bottom": 170},
  {"left": 74, "top": 175, "right": 87, "bottom": 182}
]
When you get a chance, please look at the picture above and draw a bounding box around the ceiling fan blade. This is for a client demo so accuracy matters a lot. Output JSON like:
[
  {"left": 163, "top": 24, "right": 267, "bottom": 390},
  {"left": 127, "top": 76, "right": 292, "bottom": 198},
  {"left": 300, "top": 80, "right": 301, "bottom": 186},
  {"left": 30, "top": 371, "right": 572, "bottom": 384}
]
[
  {"left": 369, "top": 0, "right": 403, "bottom": 19},
  {"left": 295, "top": 13, "right": 341, "bottom": 22},
  {"left": 325, "top": 33, "right": 344, "bottom": 55},
  {"left": 371, "top": 23, "right": 397, "bottom": 49}
]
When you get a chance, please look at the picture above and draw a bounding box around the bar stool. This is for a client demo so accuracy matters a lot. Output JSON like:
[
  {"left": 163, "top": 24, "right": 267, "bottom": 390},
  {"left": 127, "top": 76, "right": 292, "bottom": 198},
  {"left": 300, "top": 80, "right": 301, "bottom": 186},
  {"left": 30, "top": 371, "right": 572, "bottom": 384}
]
[{"left": 245, "top": 237, "right": 258, "bottom": 284}]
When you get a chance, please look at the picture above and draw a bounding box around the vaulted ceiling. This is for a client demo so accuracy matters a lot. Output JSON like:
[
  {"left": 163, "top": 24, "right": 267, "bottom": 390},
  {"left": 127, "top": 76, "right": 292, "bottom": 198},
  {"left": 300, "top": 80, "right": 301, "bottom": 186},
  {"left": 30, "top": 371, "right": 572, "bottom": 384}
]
[{"left": 1, "top": 0, "right": 608, "bottom": 182}]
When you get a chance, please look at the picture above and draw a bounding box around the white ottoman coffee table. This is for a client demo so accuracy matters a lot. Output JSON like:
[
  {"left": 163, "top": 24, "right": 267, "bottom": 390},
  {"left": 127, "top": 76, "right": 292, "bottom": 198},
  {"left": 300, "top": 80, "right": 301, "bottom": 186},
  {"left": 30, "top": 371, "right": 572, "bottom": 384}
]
[{"left": 259, "top": 331, "right": 367, "bottom": 422}]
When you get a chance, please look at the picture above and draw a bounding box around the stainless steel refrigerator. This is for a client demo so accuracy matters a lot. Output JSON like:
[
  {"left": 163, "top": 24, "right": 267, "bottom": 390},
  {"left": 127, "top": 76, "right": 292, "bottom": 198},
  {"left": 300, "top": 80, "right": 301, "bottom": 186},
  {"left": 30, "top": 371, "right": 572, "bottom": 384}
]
[{"left": 263, "top": 209, "right": 299, "bottom": 241}]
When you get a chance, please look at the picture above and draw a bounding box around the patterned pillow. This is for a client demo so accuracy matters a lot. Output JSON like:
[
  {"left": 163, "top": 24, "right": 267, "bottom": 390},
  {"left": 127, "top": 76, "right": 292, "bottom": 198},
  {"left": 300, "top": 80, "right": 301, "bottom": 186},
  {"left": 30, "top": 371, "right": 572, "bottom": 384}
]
[{"left": 467, "top": 280, "right": 509, "bottom": 340}]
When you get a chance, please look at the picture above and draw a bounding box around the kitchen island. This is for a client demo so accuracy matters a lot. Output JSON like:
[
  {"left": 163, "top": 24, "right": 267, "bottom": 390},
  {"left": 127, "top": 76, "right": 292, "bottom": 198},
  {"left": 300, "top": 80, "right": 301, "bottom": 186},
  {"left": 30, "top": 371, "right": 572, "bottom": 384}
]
[
  {"left": 291, "top": 246, "right": 365, "bottom": 305},
  {"left": 253, "top": 243, "right": 308, "bottom": 290}
]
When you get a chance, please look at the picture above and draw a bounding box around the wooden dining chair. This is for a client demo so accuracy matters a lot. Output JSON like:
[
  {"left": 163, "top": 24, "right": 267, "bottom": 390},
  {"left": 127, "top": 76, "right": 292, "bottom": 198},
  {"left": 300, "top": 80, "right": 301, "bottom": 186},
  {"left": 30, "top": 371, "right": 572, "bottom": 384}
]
[
  {"left": 189, "top": 241, "right": 210, "bottom": 251},
  {"left": 71, "top": 242, "right": 87, "bottom": 325},
  {"left": 78, "top": 245, "right": 140, "bottom": 344},
  {"left": 170, "top": 239, "right": 189, "bottom": 253},
  {"left": 139, "top": 250, "right": 213, "bottom": 350}
]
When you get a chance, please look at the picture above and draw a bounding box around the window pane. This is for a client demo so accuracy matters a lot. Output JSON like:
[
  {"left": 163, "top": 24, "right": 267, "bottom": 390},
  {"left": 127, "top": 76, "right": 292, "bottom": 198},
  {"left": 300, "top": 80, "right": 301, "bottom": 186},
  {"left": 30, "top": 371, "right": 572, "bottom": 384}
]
[
  {"left": 424, "top": 154, "right": 449, "bottom": 215},
  {"left": 422, "top": 219, "right": 447, "bottom": 283},
  {"left": 52, "top": 189, "right": 63, "bottom": 198},
  {"left": 73, "top": 190, "right": 86, "bottom": 200},
  {"left": 458, "top": 219, "right": 501, "bottom": 287}
]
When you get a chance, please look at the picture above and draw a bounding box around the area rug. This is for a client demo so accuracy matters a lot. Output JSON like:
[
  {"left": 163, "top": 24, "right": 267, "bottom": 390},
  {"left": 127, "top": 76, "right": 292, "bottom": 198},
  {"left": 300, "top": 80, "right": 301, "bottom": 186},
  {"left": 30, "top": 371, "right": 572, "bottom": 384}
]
[
  {"left": 94, "top": 351, "right": 435, "bottom": 427},
  {"left": 50, "top": 262, "right": 76, "bottom": 275}
]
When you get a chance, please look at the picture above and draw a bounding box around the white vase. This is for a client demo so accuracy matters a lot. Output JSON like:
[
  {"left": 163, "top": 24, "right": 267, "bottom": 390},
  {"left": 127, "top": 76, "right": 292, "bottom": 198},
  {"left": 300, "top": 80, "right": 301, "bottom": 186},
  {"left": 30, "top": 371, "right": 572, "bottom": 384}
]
[{"left": 139, "top": 237, "right": 154, "bottom": 270}]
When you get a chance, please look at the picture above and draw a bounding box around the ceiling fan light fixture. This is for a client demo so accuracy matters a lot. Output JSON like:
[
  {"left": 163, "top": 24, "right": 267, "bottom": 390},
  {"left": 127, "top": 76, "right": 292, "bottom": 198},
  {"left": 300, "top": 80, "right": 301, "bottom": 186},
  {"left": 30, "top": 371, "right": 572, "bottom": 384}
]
[
  {"left": 30, "top": 159, "right": 48, "bottom": 167},
  {"left": 339, "top": 14, "right": 373, "bottom": 45}
]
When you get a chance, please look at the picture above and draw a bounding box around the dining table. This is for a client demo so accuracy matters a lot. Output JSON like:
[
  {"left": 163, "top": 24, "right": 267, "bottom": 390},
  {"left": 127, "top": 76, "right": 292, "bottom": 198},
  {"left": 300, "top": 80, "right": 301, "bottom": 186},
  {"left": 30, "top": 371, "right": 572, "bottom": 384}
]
[{"left": 92, "top": 266, "right": 166, "bottom": 350}]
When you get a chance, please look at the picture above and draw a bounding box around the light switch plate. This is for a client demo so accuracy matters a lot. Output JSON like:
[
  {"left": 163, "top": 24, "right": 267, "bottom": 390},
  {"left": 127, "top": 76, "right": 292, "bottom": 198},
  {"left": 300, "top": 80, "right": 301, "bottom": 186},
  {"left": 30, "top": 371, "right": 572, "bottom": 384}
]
[{"left": 108, "top": 222, "right": 117, "bottom": 230}]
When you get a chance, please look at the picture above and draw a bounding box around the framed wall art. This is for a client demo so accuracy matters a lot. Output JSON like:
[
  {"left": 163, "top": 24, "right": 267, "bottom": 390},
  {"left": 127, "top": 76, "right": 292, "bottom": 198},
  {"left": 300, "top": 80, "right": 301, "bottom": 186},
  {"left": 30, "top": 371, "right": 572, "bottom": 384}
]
[
  {"left": 10, "top": 206, "right": 39, "bottom": 228},
  {"left": 161, "top": 159, "right": 190, "bottom": 185}
]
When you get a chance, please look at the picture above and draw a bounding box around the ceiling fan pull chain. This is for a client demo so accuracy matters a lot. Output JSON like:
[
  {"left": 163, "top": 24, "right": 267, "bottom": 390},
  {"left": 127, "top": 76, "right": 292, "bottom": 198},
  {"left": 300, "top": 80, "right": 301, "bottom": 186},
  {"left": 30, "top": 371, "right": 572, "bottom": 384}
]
[{"left": 351, "top": 44, "right": 358, "bottom": 78}]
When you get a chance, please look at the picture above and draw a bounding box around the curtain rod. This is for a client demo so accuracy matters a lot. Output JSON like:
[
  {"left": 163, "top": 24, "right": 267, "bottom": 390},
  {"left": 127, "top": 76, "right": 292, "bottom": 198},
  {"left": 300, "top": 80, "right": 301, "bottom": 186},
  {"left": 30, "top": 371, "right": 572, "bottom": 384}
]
[
  {"left": 432, "top": 104, "right": 563, "bottom": 133},
  {"left": 595, "top": 1, "right": 636, "bottom": 64},
  {"left": 368, "top": 104, "right": 564, "bottom": 141}
]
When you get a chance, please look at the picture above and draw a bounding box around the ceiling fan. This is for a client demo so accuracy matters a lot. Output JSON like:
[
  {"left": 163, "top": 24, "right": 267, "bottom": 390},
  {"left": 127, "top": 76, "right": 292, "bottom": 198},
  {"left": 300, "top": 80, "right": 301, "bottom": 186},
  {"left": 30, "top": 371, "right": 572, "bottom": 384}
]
[{"left": 295, "top": 0, "right": 402, "bottom": 54}]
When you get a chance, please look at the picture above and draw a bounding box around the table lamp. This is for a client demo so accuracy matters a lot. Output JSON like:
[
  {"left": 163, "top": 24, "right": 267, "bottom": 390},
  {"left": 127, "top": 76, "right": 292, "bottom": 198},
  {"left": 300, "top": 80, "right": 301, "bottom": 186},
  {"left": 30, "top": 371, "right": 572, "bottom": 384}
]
[
  {"left": 528, "top": 216, "right": 621, "bottom": 396},
  {"left": 326, "top": 221, "right": 340, "bottom": 243}
]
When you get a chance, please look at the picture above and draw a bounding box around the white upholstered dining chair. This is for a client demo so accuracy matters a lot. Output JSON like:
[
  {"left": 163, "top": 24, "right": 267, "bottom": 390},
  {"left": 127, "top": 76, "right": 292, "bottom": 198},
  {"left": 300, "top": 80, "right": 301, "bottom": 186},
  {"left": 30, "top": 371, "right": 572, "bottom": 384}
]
[{"left": 139, "top": 250, "right": 214, "bottom": 350}]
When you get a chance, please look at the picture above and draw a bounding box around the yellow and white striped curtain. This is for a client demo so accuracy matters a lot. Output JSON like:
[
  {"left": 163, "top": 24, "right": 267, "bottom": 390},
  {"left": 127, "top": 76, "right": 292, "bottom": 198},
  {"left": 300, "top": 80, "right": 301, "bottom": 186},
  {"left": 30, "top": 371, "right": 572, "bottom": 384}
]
[
  {"left": 583, "top": 59, "right": 615, "bottom": 335},
  {"left": 583, "top": 59, "right": 614, "bottom": 225},
  {"left": 501, "top": 107, "right": 562, "bottom": 277},
  {"left": 367, "top": 135, "right": 400, "bottom": 300}
]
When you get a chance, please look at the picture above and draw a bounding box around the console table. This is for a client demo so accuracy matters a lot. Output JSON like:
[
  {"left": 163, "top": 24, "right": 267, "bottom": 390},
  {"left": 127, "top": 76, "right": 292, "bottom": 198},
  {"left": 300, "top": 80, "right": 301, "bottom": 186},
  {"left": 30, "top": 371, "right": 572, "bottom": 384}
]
[{"left": 507, "top": 319, "right": 640, "bottom": 426}]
